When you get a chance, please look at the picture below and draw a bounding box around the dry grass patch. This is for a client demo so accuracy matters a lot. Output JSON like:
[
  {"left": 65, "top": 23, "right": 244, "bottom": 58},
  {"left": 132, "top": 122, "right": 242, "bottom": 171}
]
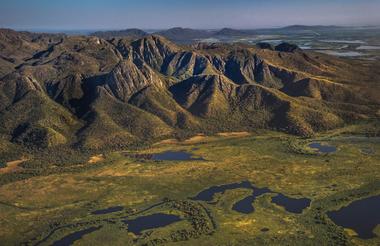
[
  {"left": 217, "top": 132, "right": 251, "bottom": 137},
  {"left": 184, "top": 134, "right": 207, "bottom": 143},
  {"left": 88, "top": 154, "right": 105, "bottom": 164},
  {"left": 0, "top": 159, "right": 28, "bottom": 174},
  {"left": 154, "top": 138, "right": 179, "bottom": 145}
]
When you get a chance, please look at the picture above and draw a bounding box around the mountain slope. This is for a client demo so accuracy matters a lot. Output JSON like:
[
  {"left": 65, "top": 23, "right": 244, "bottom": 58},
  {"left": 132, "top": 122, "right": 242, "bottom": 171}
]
[{"left": 0, "top": 29, "right": 379, "bottom": 151}]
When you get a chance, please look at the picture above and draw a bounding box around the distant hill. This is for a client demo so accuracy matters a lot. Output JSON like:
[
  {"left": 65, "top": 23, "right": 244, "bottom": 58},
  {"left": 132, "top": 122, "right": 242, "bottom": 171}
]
[
  {"left": 91, "top": 28, "right": 147, "bottom": 39},
  {"left": 251, "top": 25, "right": 349, "bottom": 35},
  {"left": 87, "top": 26, "right": 357, "bottom": 43},
  {"left": 214, "top": 28, "right": 253, "bottom": 37},
  {"left": 0, "top": 29, "right": 379, "bottom": 151},
  {"left": 155, "top": 27, "right": 213, "bottom": 42}
]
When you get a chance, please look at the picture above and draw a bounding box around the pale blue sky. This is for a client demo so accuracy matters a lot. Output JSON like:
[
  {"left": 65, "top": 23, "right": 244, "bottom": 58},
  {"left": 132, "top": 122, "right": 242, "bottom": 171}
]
[{"left": 0, "top": 0, "right": 379, "bottom": 30}]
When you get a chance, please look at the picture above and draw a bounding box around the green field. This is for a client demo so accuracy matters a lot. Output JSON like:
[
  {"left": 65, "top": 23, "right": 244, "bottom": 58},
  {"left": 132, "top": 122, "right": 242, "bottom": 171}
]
[{"left": 0, "top": 128, "right": 379, "bottom": 245}]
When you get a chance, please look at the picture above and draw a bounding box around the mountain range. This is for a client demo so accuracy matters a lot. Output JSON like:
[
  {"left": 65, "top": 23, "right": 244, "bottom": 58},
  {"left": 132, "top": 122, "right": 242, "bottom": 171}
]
[
  {"left": 89, "top": 26, "right": 355, "bottom": 43},
  {"left": 0, "top": 28, "right": 379, "bottom": 151}
]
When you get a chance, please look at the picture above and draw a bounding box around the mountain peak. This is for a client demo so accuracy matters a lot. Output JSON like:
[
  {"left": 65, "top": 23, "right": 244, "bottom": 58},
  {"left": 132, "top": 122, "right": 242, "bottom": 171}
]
[
  {"left": 132, "top": 34, "right": 179, "bottom": 51},
  {"left": 156, "top": 28, "right": 212, "bottom": 42},
  {"left": 215, "top": 28, "right": 250, "bottom": 36}
]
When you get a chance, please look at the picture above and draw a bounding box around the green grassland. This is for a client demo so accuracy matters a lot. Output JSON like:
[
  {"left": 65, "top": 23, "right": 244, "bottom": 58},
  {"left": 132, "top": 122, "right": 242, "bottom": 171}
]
[{"left": 0, "top": 126, "right": 379, "bottom": 245}]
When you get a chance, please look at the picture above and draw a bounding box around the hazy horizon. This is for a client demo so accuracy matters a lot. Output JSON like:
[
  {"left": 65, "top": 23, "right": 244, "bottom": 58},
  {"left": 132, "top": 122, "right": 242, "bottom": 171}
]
[
  {"left": 6, "top": 24, "right": 380, "bottom": 33},
  {"left": 1, "top": 0, "right": 379, "bottom": 31}
]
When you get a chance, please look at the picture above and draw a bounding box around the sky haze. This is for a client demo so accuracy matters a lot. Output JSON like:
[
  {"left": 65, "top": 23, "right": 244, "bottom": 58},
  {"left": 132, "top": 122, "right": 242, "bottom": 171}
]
[{"left": 0, "top": 0, "right": 379, "bottom": 30}]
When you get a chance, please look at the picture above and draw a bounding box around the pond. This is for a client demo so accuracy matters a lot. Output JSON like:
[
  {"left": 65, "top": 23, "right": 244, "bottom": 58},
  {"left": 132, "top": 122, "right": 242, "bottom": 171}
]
[
  {"left": 327, "top": 195, "right": 380, "bottom": 239},
  {"left": 52, "top": 226, "right": 102, "bottom": 246},
  {"left": 232, "top": 187, "right": 272, "bottom": 214},
  {"left": 271, "top": 194, "right": 311, "bottom": 214},
  {"left": 92, "top": 206, "right": 124, "bottom": 215},
  {"left": 191, "top": 181, "right": 253, "bottom": 202},
  {"left": 123, "top": 213, "right": 182, "bottom": 235},
  {"left": 193, "top": 181, "right": 311, "bottom": 214},
  {"left": 151, "top": 151, "right": 204, "bottom": 161},
  {"left": 308, "top": 142, "right": 337, "bottom": 153},
  {"left": 129, "top": 151, "right": 205, "bottom": 161}
]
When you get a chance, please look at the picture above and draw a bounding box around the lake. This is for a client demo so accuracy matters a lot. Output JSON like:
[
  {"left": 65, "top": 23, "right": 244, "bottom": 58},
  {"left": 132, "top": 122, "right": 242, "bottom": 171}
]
[
  {"left": 327, "top": 195, "right": 380, "bottom": 239},
  {"left": 123, "top": 213, "right": 182, "bottom": 235},
  {"left": 271, "top": 194, "right": 311, "bottom": 214},
  {"left": 191, "top": 181, "right": 253, "bottom": 202},
  {"left": 232, "top": 187, "right": 272, "bottom": 214},
  {"left": 52, "top": 226, "right": 102, "bottom": 246},
  {"left": 193, "top": 181, "right": 311, "bottom": 214}
]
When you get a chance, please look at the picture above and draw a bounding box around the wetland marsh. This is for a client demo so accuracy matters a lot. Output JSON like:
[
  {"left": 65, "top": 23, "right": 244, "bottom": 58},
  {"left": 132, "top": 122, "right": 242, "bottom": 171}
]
[{"left": 0, "top": 129, "right": 379, "bottom": 245}]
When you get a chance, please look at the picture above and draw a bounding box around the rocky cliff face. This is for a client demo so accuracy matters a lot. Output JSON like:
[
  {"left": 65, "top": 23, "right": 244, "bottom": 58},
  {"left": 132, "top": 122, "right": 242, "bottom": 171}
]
[{"left": 0, "top": 29, "right": 379, "bottom": 150}]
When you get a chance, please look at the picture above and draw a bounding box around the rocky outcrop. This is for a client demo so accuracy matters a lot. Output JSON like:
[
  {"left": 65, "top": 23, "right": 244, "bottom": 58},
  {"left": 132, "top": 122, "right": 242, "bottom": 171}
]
[
  {"left": 256, "top": 42, "right": 275, "bottom": 50},
  {"left": 102, "top": 59, "right": 164, "bottom": 102},
  {"left": 275, "top": 42, "right": 301, "bottom": 52},
  {"left": 131, "top": 35, "right": 180, "bottom": 71}
]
